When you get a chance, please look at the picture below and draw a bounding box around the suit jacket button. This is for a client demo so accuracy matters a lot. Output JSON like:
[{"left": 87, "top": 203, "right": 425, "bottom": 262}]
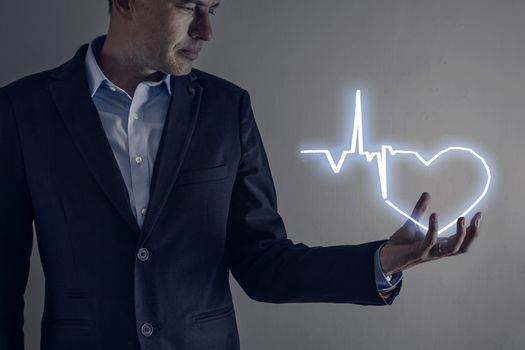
[
  {"left": 137, "top": 248, "right": 149, "bottom": 262},
  {"left": 140, "top": 323, "right": 154, "bottom": 337},
  {"left": 187, "top": 86, "right": 195, "bottom": 95}
]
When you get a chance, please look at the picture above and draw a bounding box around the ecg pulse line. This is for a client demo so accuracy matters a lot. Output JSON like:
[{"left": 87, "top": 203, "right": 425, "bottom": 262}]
[{"left": 300, "top": 90, "right": 491, "bottom": 234}]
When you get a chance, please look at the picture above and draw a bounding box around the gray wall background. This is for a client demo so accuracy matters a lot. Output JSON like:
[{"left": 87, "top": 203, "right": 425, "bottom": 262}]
[{"left": 1, "top": 0, "right": 524, "bottom": 349}]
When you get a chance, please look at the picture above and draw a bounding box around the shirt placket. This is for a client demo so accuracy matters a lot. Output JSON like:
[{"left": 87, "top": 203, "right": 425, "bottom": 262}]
[{"left": 128, "top": 84, "right": 151, "bottom": 229}]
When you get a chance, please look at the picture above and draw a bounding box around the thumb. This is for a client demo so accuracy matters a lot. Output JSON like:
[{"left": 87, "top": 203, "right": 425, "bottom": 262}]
[{"left": 409, "top": 192, "right": 431, "bottom": 223}]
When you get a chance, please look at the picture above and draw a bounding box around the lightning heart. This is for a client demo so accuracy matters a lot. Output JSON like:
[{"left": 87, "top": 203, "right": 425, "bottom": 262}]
[{"left": 300, "top": 90, "right": 491, "bottom": 235}]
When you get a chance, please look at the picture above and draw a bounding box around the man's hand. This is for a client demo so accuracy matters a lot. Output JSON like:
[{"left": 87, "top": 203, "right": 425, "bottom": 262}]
[{"left": 379, "top": 192, "right": 482, "bottom": 276}]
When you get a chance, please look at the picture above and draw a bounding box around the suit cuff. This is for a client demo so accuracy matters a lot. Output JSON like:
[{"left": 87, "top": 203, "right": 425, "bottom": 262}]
[{"left": 374, "top": 243, "right": 403, "bottom": 291}]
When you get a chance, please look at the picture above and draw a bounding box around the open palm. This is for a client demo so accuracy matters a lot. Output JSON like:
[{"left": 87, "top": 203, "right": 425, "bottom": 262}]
[{"left": 379, "top": 192, "right": 482, "bottom": 276}]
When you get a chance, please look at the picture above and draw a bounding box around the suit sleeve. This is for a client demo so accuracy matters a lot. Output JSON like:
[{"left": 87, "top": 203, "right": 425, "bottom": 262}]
[
  {"left": 225, "top": 90, "right": 401, "bottom": 305},
  {"left": 0, "top": 88, "right": 35, "bottom": 350}
]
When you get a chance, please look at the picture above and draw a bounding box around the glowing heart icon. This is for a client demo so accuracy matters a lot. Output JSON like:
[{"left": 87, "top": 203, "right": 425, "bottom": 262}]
[
  {"left": 382, "top": 146, "right": 490, "bottom": 233},
  {"left": 300, "top": 90, "right": 491, "bottom": 235}
]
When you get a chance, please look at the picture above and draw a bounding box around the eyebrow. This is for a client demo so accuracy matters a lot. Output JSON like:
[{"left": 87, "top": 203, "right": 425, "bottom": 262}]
[{"left": 179, "top": 0, "right": 221, "bottom": 7}]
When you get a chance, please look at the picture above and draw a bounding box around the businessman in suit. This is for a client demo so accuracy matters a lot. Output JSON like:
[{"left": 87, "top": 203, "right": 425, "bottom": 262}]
[{"left": 0, "top": 0, "right": 482, "bottom": 349}]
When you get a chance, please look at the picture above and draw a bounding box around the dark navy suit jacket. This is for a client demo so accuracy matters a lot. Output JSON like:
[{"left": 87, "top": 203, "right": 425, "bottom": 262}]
[{"left": 0, "top": 44, "right": 401, "bottom": 350}]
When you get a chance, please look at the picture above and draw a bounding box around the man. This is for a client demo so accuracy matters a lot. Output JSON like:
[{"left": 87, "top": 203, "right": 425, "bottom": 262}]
[{"left": 0, "top": 0, "right": 482, "bottom": 349}]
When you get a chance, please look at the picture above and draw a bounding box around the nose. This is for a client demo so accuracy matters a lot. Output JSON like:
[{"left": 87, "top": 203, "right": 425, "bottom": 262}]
[{"left": 189, "top": 10, "right": 213, "bottom": 41}]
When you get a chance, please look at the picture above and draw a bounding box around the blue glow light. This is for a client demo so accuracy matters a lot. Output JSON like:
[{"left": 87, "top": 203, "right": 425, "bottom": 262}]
[{"left": 300, "top": 90, "right": 492, "bottom": 235}]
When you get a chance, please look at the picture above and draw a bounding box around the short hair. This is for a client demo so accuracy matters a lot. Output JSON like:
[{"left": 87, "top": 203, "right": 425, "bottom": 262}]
[{"left": 108, "top": 0, "right": 113, "bottom": 14}]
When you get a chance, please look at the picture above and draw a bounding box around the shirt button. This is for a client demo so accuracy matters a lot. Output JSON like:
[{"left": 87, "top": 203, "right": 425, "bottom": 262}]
[
  {"left": 141, "top": 207, "right": 147, "bottom": 216},
  {"left": 132, "top": 112, "right": 140, "bottom": 120},
  {"left": 109, "top": 86, "right": 117, "bottom": 92},
  {"left": 137, "top": 248, "right": 149, "bottom": 262},
  {"left": 140, "top": 323, "right": 153, "bottom": 337},
  {"left": 135, "top": 156, "right": 143, "bottom": 164}
]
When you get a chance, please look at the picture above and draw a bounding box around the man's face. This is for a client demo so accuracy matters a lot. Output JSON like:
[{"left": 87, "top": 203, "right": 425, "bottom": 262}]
[{"left": 128, "top": 0, "right": 220, "bottom": 76}]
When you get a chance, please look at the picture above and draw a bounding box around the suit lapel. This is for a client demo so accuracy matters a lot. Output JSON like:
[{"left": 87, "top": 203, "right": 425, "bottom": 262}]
[
  {"left": 140, "top": 73, "right": 203, "bottom": 243},
  {"left": 48, "top": 44, "right": 203, "bottom": 240},
  {"left": 49, "top": 44, "right": 141, "bottom": 234}
]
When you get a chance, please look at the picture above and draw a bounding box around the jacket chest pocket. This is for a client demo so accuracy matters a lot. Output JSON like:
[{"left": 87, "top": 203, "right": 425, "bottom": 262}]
[{"left": 176, "top": 164, "right": 228, "bottom": 186}]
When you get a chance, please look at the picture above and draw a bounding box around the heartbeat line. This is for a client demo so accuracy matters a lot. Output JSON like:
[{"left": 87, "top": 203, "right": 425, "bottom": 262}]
[{"left": 300, "top": 90, "right": 491, "bottom": 234}]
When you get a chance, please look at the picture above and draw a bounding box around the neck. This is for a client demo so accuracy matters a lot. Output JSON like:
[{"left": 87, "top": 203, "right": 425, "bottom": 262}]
[{"left": 96, "top": 30, "right": 164, "bottom": 97}]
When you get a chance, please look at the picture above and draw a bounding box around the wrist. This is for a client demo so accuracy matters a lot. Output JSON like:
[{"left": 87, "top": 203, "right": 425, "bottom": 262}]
[{"left": 379, "top": 243, "right": 397, "bottom": 277}]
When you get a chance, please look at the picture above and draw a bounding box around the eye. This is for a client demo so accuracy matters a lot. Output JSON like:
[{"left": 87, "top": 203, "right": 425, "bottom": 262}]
[{"left": 178, "top": 6, "right": 195, "bottom": 13}]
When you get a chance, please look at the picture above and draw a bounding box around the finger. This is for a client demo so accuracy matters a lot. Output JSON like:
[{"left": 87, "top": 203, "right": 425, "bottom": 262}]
[
  {"left": 409, "top": 192, "right": 431, "bottom": 223},
  {"left": 446, "top": 217, "right": 467, "bottom": 255},
  {"left": 420, "top": 213, "right": 438, "bottom": 256},
  {"left": 428, "top": 237, "right": 447, "bottom": 258},
  {"left": 458, "top": 212, "right": 482, "bottom": 253}
]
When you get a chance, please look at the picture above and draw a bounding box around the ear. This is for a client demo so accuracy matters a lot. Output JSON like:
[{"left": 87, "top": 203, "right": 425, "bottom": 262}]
[{"left": 113, "top": 0, "right": 135, "bottom": 19}]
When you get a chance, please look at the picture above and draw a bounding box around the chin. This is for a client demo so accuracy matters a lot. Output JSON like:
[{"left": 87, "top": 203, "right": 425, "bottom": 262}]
[
  {"left": 164, "top": 60, "right": 192, "bottom": 75},
  {"left": 168, "top": 64, "right": 192, "bottom": 76}
]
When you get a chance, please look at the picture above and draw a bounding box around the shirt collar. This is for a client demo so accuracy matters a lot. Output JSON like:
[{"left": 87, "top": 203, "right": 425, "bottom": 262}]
[{"left": 84, "top": 34, "right": 172, "bottom": 98}]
